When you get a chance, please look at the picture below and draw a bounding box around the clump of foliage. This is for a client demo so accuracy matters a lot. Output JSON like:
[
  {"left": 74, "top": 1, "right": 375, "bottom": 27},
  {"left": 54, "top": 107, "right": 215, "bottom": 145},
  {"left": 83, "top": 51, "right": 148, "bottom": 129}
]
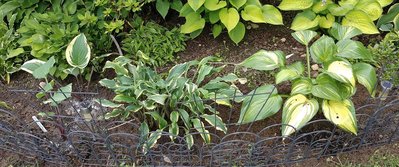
[
  {"left": 178, "top": 0, "right": 283, "bottom": 44},
  {"left": 278, "top": 0, "right": 392, "bottom": 34},
  {"left": 99, "top": 55, "right": 245, "bottom": 149},
  {"left": 369, "top": 31, "right": 399, "bottom": 86},
  {"left": 122, "top": 17, "right": 187, "bottom": 67},
  {"left": 377, "top": 3, "right": 399, "bottom": 31},
  {"left": 238, "top": 24, "right": 377, "bottom": 136}
]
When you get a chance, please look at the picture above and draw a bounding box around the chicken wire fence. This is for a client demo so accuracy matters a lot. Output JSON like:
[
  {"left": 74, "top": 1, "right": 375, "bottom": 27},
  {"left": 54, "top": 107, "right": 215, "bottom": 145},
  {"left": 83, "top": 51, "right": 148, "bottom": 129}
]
[{"left": 1, "top": 81, "right": 399, "bottom": 166}]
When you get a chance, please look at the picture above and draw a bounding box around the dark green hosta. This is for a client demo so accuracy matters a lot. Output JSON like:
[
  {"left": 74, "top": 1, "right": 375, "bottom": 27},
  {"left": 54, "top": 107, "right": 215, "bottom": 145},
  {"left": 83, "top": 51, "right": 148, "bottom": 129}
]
[
  {"left": 239, "top": 24, "right": 377, "bottom": 136},
  {"left": 377, "top": 3, "right": 399, "bottom": 31},
  {"left": 99, "top": 55, "right": 245, "bottom": 149},
  {"left": 278, "top": 0, "right": 393, "bottom": 34}
]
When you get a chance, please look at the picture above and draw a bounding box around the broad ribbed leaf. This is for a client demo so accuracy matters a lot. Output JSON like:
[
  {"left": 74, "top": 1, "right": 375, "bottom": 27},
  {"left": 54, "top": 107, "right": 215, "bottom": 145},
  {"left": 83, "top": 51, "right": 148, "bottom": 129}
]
[
  {"left": 377, "top": 4, "right": 399, "bottom": 27},
  {"left": 328, "top": 23, "right": 362, "bottom": 40},
  {"left": 310, "top": 35, "right": 336, "bottom": 63},
  {"left": 32, "top": 57, "right": 55, "bottom": 79},
  {"left": 21, "top": 59, "right": 45, "bottom": 74},
  {"left": 262, "top": 5, "right": 283, "bottom": 25},
  {"left": 328, "top": 4, "right": 353, "bottom": 16},
  {"left": 353, "top": 63, "right": 377, "bottom": 97},
  {"left": 278, "top": 0, "right": 313, "bottom": 10},
  {"left": 311, "top": 84, "right": 342, "bottom": 101},
  {"left": 219, "top": 8, "right": 240, "bottom": 32},
  {"left": 336, "top": 39, "right": 373, "bottom": 61},
  {"left": 66, "top": 34, "right": 91, "bottom": 69},
  {"left": 241, "top": 5, "right": 266, "bottom": 23},
  {"left": 326, "top": 61, "right": 356, "bottom": 86},
  {"left": 275, "top": 62, "right": 304, "bottom": 84},
  {"left": 148, "top": 94, "right": 168, "bottom": 105},
  {"left": 355, "top": 0, "right": 383, "bottom": 21},
  {"left": 322, "top": 99, "right": 358, "bottom": 135},
  {"left": 291, "top": 78, "right": 312, "bottom": 95},
  {"left": 291, "top": 29, "right": 317, "bottom": 45},
  {"left": 238, "top": 85, "right": 282, "bottom": 124},
  {"left": 342, "top": 10, "right": 379, "bottom": 34},
  {"left": 239, "top": 50, "right": 285, "bottom": 71},
  {"left": 291, "top": 11, "right": 321, "bottom": 31}
]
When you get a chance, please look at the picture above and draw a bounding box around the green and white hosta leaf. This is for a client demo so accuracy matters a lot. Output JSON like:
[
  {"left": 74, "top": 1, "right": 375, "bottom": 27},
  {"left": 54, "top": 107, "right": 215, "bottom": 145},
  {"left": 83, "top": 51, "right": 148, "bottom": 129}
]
[
  {"left": 336, "top": 39, "right": 373, "bottom": 61},
  {"left": 239, "top": 50, "right": 285, "bottom": 71},
  {"left": 192, "top": 118, "right": 211, "bottom": 143},
  {"left": 262, "top": 5, "right": 284, "bottom": 25},
  {"left": 275, "top": 62, "right": 304, "bottom": 84},
  {"left": 278, "top": 0, "right": 313, "bottom": 10},
  {"left": 169, "top": 122, "right": 179, "bottom": 140},
  {"left": 328, "top": 23, "right": 362, "bottom": 40},
  {"left": 201, "top": 114, "right": 227, "bottom": 133},
  {"left": 282, "top": 94, "right": 319, "bottom": 136},
  {"left": 326, "top": 61, "right": 356, "bottom": 86},
  {"left": 66, "top": 34, "right": 91, "bottom": 69},
  {"left": 143, "top": 130, "right": 162, "bottom": 154},
  {"left": 20, "top": 59, "right": 45, "bottom": 74},
  {"left": 188, "top": 0, "right": 205, "bottom": 11},
  {"left": 310, "top": 35, "right": 336, "bottom": 63},
  {"left": 238, "top": 85, "right": 282, "bottom": 124},
  {"left": 241, "top": 5, "right": 266, "bottom": 23},
  {"left": 32, "top": 57, "right": 56, "bottom": 79},
  {"left": 291, "top": 11, "right": 321, "bottom": 31},
  {"left": 355, "top": 0, "right": 383, "bottom": 21},
  {"left": 291, "top": 78, "right": 312, "bottom": 95},
  {"left": 204, "top": 0, "right": 226, "bottom": 11},
  {"left": 342, "top": 10, "right": 379, "bottom": 34},
  {"left": 377, "top": 4, "right": 399, "bottom": 27},
  {"left": 291, "top": 29, "right": 318, "bottom": 46},
  {"left": 95, "top": 99, "right": 122, "bottom": 108},
  {"left": 353, "top": 63, "right": 377, "bottom": 97},
  {"left": 220, "top": 8, "right": 240, "bottom": 32},
  {"left": 322, "top": 99, "right": 358, "bottom": 135},
  {"left": 312, "top": 74, "right": 344, "bottom": 101},
  {"left": 181, "top": 12, "right": 205, "bottom": 34},
  {"left": 148, "top": 94, "right": 169, "bottom": 105}
]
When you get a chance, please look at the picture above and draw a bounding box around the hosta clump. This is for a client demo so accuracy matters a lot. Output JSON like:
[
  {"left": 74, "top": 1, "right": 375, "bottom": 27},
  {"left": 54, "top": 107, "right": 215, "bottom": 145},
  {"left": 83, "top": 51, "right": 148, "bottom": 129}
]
[
  {"left": 122, "top": 17, "right": 187, "bottom": 67},
  {"left": 377, "top": 3, "right": 399, "bottom": 31},
  {"left": 99, "top": 55, "right": 245, "bottom": 149},
  {"left": 369, "top": 31, "right": 399, "bottom": 86},
  {"left": 239, "top": 24, "right": 377, "bottom": 136},
  {"left": 179, "top": 0, "right": 283, "bottom": 44},
  {"left": 278, "top": 0, "right": 393, "bottom": 34}
]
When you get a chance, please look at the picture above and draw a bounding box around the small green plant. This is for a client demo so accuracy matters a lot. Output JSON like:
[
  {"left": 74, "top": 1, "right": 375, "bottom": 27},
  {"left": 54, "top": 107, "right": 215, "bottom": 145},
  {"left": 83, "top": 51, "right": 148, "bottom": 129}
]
[
  {"left": 178, "top": 0, "right": 283, "bottom": 44},
  {"left": 369, "top": 31, "right": 399, "bottom": 86},
  {"left": 278, "top": 0, "right": 392, "bottom": 34},
  {"left": 377, "top": 3, "right": 399, "bottom": 31},
  {"left": 122, "top": 17, "right": 187, "bottom": 67},
  {"left": 238, "top": 24, "right": 377, "bottom": 136},
  {"left": 99, "top": 55, "right": 245, "bottom": 149}
]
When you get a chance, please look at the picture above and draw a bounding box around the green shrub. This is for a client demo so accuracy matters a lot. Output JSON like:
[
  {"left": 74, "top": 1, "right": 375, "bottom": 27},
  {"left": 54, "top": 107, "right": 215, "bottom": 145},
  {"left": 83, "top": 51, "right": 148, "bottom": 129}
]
[
  {"left": 278, "top": 0, "right": 392, "bottom": 34},
  {"left": 122, "top": 17, "right": 188, "bottom": 67},
  {"left": 369, "top": 31, "right": 399, "bottom": 86}
]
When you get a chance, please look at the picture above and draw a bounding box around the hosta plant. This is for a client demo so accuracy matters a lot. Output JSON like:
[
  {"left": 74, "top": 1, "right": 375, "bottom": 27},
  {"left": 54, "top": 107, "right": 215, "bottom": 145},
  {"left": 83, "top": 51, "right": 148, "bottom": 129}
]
[
  {"left": 179, "top": 0, "right": 283, "bottom": 44},
  {"left": 238, "top": 24, "right": 377, "bottom": 136},
  {"left": 99, "top": 55, "right": 245, "bottom": 149},
  {"left": 278, "top": 0, "right": 393, "bottom": 34},
  {"left": 377, "top": 3, "right": 399, "bottom": 31}
]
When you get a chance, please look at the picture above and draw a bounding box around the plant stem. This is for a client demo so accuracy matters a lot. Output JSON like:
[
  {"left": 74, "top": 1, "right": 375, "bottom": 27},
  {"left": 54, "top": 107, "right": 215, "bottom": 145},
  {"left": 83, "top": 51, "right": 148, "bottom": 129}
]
[{"left": 306, "top": 45, "right": 311, "bottom": 79}]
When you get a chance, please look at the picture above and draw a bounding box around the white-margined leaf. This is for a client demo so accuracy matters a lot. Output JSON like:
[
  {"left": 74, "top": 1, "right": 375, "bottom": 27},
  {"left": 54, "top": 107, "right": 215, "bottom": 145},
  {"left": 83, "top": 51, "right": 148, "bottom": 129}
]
[
  {"left": 322, "top": 99, "right": 358, "bottom": 135},
  {"left": 291, "top": 78, "right": 312, "bottom": 95},
  {"left": 192, "top": 118, "right": 211, "bottom": 143},
  {"left": 66, "top": 33, "right": 91, "bottom": 69},
  {"left": 239, "top": 50, "right": 285, "bottom": 71},
  {"left": 353, "top": 63, "right": 377, "bottom": 97},
  {"left": 201, "top": 114, "right": 227, "bottom": 133}
]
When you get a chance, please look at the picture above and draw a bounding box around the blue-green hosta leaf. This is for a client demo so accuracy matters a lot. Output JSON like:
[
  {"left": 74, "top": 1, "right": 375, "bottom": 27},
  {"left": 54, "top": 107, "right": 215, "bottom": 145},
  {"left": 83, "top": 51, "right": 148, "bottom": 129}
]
[
  {"left": 275, "top": 62, "right": 305, "bottom": 84},
  {"left": 278, "top": 0, "right": 313, "bottom": 10},
  {"left": 310, "top": 35, "right": 336, "bottom": 63},
  {"left": 66, "top": 34, "right": 91, "bottom": 69},
  {"left": 291, "top": 78, "right": 312, "bottom": 95},
  {"left": 291, "top": 11, "right": 321, "bottom": 31},
  {"left": 342, "top": 10, "right": 379, "bottom": 34},
  {"left": 355, "top": 0, "right": 383, "bottom": 21},
  {"left": 328, "top": 23, "right": 362, "bottom": 40},
  {"left": 262, "top": 5, "right": 284, "bottom": 25},
  {"left": 20, "top": 59, "right": 45, "bottom": 74},
  {"left": 228, "top": 22, "right": 246, "bottom": 44},
  {"left": 282, "top": 94, "right": 319, "bottom": 136},
  {"left": 238, "top": 85, "right": 282, "bottom": 124},
  {"left": 239, "top": 50, "right": 285, "bottom": 71},
  {"left": 192, "top": 118, "right": 211, "bottom": 143},
  {"left": 230, "top": 0, "right": 247, "bottom": 9},
  {"left": 201, "top": 114, "right": 227, "bottom": 133},
  {"left": 353, "top": 63, "right": 377, "bottom": 97},
  {"left": 326, "top": 61, "right": 356, "bottom": 86},
  {"left": 291, "top": 29, "right": 318, "bottom": 46},
  {"left": 32, "top": 57, "right": 56, "bottom": 79},
  {"left": 181, "top": 12, "right": 205, "bottom": 34},
  {"left": 44, "top": 84, "right": 72, "bottom": 106},
  {"left": 336, "top": 39, "right": 373, "bottom": 61},
  {"left": 322, "top": 99, "right": 358, "bottom": 135},
  {"left": 204, "top": 0, "right": 226, "bottom": 11},
  {"left": 219, "top": 8, "right": 240, "bottom": 32},
  {"left": 188, "top": 0, "right": 205, "bottom": 11},
  {"left": 241, "top": 5, "right": 266, "bottom": 23}
]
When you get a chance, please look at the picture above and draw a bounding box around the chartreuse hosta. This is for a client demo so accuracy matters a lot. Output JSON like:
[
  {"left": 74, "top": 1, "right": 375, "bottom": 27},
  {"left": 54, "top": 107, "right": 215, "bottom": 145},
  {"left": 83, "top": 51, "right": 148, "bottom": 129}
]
[
  {"left": 98, "top": 54, "right": 245, "bottom": 151},
  {"left": 179, "top": 0, "right": 283, "bottom": 44},
  {"left": 278, "top": 0, "right": 393, "bottom": 34},
  {"left": 20, "top": 34, "right": 91, "bottom": 106},
  {"left": 239, "top": 24, "right": 377, "bottom": 136}
]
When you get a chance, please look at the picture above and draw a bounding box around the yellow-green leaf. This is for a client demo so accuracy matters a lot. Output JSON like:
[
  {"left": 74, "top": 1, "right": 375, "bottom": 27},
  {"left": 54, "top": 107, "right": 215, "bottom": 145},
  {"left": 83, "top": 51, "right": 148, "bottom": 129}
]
[
  {"left": 278, "top": 0, "right": 313, "bottom": 10},
  {"left": 342, "top": 10, "right": 379, "bottom": 34},
  {"left": 219, "top": 8, "right": 240, "bottom": 32}
]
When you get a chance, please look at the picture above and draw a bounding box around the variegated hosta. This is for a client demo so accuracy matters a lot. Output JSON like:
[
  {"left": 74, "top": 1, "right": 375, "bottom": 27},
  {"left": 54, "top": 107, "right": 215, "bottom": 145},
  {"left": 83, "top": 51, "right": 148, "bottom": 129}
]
[
  {"left": 327, "top": 60, "right": 356, "bottom": 86},
  {"left": 322, "top": 99, "right": 358, "bottom": 135},
  {"left": 282, "top": 94, "right": 319, "bottom": 136}
]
